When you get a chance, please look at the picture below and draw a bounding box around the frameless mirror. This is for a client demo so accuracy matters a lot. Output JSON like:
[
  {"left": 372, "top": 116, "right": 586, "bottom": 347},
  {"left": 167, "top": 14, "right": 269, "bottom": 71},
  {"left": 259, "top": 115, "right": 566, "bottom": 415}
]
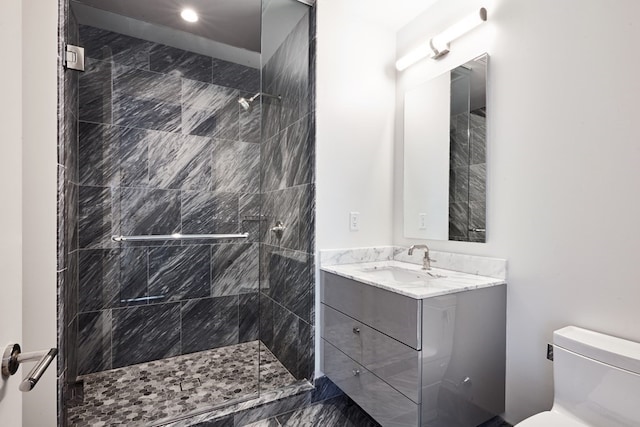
[{"left": 403, "top": 54, "right": 488, "bottom": 242}]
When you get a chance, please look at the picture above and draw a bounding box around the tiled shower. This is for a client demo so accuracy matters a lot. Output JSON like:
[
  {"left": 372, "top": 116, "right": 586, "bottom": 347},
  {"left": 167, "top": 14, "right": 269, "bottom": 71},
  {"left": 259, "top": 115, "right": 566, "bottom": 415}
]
[{"left": 57, "top": 0, "right": 316, "bottom": 424}]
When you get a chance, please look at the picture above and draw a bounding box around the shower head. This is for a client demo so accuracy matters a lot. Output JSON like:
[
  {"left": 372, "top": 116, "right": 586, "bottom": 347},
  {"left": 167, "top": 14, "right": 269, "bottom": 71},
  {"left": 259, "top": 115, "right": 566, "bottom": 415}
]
[
  {"left": 238, "top": 97, "right": 252, "bottom": 111},
  {"left": 238, "top": 92, "right": 282, "bottom": 111}
]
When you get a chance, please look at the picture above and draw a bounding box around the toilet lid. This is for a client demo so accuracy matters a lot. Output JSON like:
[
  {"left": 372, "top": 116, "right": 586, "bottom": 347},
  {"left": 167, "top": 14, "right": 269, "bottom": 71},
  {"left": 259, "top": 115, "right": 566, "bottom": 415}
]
[{"left": 517, "top": 411, "right": 588, "bottom": 427}]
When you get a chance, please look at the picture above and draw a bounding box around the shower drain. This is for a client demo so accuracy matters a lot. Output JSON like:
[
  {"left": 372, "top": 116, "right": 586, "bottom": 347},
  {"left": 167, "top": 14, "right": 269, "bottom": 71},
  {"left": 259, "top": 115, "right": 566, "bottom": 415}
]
[{"left": 179, "top": 378, "right": 201, "bottom": 392}]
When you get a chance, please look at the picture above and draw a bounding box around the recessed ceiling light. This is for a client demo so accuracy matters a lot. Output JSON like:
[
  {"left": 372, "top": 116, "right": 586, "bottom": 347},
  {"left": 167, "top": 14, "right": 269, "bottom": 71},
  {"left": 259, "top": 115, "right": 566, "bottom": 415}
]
[{"left": 181, "top": 8, "right": 199, "bottom": 23}]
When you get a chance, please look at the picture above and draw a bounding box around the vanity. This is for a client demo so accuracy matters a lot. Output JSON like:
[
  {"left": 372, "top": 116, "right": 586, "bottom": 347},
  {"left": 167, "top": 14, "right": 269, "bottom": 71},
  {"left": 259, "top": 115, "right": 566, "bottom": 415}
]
[{"left": 320, "top": 248, "right": 506, "bottom": 427}]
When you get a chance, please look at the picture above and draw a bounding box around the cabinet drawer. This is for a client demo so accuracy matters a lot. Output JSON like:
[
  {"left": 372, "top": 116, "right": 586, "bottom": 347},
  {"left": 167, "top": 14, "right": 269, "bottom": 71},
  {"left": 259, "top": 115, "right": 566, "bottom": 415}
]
[
  {"left": 322, "top": 339, "right": 419, "bottom": 427},
  {"left": 321, "top": 271, "right": 421, "bottom": 349},
  {"left": 321, "top": 304, "right": 420, "bottom": 403}
]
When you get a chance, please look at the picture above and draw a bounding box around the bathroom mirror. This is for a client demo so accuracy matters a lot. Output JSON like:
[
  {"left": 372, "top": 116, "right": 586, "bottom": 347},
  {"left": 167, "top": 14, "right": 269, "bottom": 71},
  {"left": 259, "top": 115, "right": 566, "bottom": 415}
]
[{"left": 403, "top": 54, "right": 487, "bottom": 242}]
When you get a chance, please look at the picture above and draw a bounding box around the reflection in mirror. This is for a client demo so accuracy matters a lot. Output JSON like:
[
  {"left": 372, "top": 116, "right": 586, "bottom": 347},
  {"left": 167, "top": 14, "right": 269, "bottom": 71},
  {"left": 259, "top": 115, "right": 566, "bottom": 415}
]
[{"left": 404, "top": 54, "right": 488, "bottom": 242}]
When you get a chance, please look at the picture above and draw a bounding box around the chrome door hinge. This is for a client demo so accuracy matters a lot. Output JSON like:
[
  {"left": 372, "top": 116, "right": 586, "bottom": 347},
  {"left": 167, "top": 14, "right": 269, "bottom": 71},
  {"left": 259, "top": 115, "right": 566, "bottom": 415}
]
[{"left": 65, "top": 44, "right": 85, "bottom": 71}]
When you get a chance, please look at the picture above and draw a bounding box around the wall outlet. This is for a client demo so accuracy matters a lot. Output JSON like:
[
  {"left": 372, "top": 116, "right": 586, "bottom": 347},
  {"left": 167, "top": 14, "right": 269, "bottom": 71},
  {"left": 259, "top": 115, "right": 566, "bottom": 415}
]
[
  {"left": 419, "top": 213, "right": 427, "bottom": 230},
  {"left": 349, "top": 212, "right": 360, "bottom": 231}
]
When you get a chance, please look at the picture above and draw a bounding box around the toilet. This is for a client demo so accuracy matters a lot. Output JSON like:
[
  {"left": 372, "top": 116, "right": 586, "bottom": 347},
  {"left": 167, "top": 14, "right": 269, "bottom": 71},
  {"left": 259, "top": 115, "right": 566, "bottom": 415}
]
[{"left": 517, "top": 326, "right": 640, "bottom": 427}]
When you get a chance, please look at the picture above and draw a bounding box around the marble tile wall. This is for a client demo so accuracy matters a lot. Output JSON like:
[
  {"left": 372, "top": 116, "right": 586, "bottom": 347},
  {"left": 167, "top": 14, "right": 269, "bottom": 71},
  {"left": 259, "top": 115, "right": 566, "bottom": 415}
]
[
  {"left": 57, "top": 0, "right": 80, "bottom": 425},
  {"left": 259, "top": 9, "right": 316, "bottom": 383},
  {"left": 449, "top": 108, "right": 486, "bottom": 242},
  {"left": 73, "top": 25, "right": 263, "bottom": 375}
]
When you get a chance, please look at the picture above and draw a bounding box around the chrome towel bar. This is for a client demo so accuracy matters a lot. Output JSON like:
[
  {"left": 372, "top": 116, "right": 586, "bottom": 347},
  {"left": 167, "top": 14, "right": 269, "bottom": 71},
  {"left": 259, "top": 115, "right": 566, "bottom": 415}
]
[
  {"left": 111, "top": 233, "right": 249, "bottom": 242},
  {"left": 2, "top": 343, "right": 58, "bottom": 392}
]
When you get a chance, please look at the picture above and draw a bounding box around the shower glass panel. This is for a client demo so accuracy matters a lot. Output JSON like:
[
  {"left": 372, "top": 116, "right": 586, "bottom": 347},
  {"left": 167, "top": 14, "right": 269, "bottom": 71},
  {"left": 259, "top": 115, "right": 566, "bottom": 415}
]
[{"left": 60, "top": 0, "right": 314, "bottom": 424}]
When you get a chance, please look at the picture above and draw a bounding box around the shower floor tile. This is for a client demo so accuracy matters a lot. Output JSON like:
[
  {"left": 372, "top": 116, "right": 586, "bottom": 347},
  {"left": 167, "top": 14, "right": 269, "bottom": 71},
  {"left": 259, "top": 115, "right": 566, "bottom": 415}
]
[{"left": 67, "top": 341, "right": 296, "bottom": 426}]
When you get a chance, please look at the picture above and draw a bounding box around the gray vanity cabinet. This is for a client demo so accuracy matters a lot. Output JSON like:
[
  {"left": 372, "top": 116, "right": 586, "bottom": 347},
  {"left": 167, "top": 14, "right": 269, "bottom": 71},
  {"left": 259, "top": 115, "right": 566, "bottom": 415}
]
[{"left": 320, "top": 271, "right": 506, "bottom": 427}]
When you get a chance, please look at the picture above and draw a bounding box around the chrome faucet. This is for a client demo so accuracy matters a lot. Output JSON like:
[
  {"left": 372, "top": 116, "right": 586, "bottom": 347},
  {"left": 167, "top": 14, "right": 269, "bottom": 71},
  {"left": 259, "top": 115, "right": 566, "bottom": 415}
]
[{"left": 408, "top": 244, "right": 435, "bottom": 270}]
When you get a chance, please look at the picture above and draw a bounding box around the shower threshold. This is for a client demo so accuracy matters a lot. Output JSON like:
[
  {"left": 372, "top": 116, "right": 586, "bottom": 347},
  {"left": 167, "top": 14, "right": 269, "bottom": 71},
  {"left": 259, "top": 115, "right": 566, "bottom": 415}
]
[{"left": 67, "top": 340, "right": 305, "bottom": 426}]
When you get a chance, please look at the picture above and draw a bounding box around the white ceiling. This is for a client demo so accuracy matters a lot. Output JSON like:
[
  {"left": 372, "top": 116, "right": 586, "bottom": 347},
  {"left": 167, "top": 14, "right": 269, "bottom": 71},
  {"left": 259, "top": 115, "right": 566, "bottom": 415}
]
[{"left": 73, "top": 0, "right": 262, "bottom": 52}]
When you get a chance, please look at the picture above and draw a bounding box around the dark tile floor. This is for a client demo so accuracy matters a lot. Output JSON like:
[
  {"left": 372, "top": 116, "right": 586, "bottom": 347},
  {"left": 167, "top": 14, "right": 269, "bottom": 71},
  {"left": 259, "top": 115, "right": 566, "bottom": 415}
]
[{"left": 203, "top": 396, "right": 513, "bottom": 427}]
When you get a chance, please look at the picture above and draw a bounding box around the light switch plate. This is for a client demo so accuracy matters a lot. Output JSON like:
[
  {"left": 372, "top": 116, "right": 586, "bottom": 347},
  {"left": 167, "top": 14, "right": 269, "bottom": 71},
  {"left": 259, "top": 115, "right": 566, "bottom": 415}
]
[{"left": 349, "top": 212, "right": 360, "bottom": 231}]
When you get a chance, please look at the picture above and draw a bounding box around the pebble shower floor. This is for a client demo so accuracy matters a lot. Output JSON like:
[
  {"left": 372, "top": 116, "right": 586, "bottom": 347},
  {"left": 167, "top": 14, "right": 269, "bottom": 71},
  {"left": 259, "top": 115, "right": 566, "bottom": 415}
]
[{"left": 67, "top": 341, "right": 296, "bottom": 426}]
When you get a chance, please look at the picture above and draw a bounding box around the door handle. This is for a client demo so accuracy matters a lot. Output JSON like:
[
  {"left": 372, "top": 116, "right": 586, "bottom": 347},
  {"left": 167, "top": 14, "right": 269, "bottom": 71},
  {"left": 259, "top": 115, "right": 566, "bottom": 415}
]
[{"left": 2, "top": 343, "right": 58, "bottom": 392}]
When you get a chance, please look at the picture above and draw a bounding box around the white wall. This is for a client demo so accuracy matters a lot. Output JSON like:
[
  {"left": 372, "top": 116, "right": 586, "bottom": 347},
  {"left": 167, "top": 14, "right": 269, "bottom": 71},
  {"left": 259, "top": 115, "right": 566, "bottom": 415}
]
[
  {"left": 315, "top": 0, "right": 397, "bottom": 251},
  {"left": 21, "top": 0, "right": 59, "bottom": 425},
  {"left": 0, "top": 1, "right": 24, "bottom": 425},
  {"left": 315, "top": 0, "right": 398, "bottom": 375},
  {"left": 394, "top": 0, "right": 640, "bottom": 423}
]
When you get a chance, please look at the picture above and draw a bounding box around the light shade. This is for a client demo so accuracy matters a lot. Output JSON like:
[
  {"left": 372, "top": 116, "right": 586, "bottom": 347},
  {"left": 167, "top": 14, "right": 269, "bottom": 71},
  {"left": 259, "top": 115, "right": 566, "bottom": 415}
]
[
  {"left": 396, "top": 7, "right": 487, "bottom": 71},
  {"left": 180, "top": 8, "right": 199, "bottom": 23}
]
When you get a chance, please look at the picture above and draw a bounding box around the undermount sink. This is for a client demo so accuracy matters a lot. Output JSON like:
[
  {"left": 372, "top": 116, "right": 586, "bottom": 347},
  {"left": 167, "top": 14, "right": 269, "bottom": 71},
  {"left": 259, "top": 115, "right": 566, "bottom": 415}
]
[{"left": 359, "top": 265, "right": 447, "bottom": 283}]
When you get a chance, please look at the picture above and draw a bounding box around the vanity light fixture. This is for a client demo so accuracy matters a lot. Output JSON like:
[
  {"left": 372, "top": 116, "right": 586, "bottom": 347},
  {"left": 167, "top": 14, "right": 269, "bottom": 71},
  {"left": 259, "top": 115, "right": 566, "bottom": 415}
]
[
  {"left": 396, "top": 7, "right": 487, "bottom": 71},
  {"left": 180, "top": 8, "right": 199, "bottom": 23}
]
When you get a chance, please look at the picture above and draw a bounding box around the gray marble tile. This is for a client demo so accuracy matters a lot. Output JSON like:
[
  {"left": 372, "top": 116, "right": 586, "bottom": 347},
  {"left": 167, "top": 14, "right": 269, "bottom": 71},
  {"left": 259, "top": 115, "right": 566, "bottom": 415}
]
[
  {"left": 234, "top": 391, "right": 312, "bottom": 426},
  {"left": 240, "top": 98, "right": 261, "bottom": 143},
  {"left": 308, "top": 36, "right": 316, "bottom": 114},
  {"left": 470, "top": 124, "right": 486, "bottom": 165},
  {"left": 261, "top": 186, "right": 311, "bottom": 252},
  {"left": 78, "top": 186, "right": 115, "bottom": 249},
  {"left": 66, "top": 181, "right": 79, "bottom": 253},
  {"left": 191, "top": 416, "right": 235, "bottom": 427},
  {"left": 211, "top": 243, "right": 259, "bottom": 296},
  {"left": 297, "top": 320, "right": 313, "bottom": 381},
  {"left": 469, "top": 163, "right": 486, "bottom": 203},
  {"left": 79, "top": 122, "right": 119, "bottom": 187},
  {"left": 67, "top": 314, "right": 79, "bottom": 382},
  {"left": 272, "top": 304, "right": 298, "bottom": 378},
  {"left": 116, "top": 247, "right": 149, "bottom": 307},
  {"left": 150, "top": 44, "right": 212, "bottom": 83},
  {"left": 64, "top": 101, "right": 79, "bottom": 184},
  {"left": 450, "top": 166, "right": 469, "bottom": 203},
  {"left": 478, "top": 416, "right": 512, "bottom": 427},
  {"left": 469, "top": 201, "right": 486, "bottom": 243},
  {"left": 449, "top": 202, "right": 469, "bottom": 241},
  {"left": 79, "top": 58, "right": 112, "bottom": 124},
  {"left": 262, "top": 15, "right": 309, "bottom": 134},
  {"left": 311, "top": 376, "right": 344, "bottom": 404},
  {"left": 450, "top": 128, "right": 470, "bottom": 169},
  {"left": 298, "top": 183, "right": 315, "bottom": 254},
  {"left": 181, "top": 296, "right": 239, "bottom": 353},
  {"left": 239, "top": 292, "right": 260, "bottom": 343},
  {"left": 78, "top": 249, "right": 119, "bottom": 312},
  {"left": 211, "top": 58, "right": 259, "bottom": 92},
  {"left": 80, "top": 25, "right": 152, "bottom": 70},
  {"left": 112, "top": 303, "right": 181, "bottom": 368},
  {"left": 182, "top": 80, "right": 239, "bottom": 139},
  {"left": 77, "top": 310, "right": 112, "bottom": 375},
  {"left": 239, "top": 193, "right": 261, "bottom": 243},
  {"left": 119, "top": 187, "right": 181, "bottom": 236},
  {"left": 261, "top": 132, "right": 287, "bottom": 192},
  {"left": 212, "top": 140, "right": 260, "bottom": 193},
  {"left": 242, "top": 419, "right": 281, "bottom": 427},
  {"left": 259, "top": 293, "right": 274, "bottom": 349},
  {"left": 64, "top": 250, "right": 79, "bottom": 324},
  {"left": 276, "top": 396, "right": 380, "bottom": 427},
  {"left": 148, "top": 132, "right": 212, "bottom": 190},
  {"left": 118, "top": 126, "right": 150, "bottom": 187},
  {"left": 267, "top": 249, "right": 312, "bottom": 322},
  {"left": 286, "top": 115, "right": 314, "bottom": 187},
  {"left": 148, "top": 246, "right": 211, "bottom": 302},
  {"left": 57, "top": 167, "right": 67, "bottom": 272},
  {"left": 113, "top": 64, "right": 182, "bottom": 132},
  {"left": 182, "top": 191, "right": 239, "bottom": 234}
]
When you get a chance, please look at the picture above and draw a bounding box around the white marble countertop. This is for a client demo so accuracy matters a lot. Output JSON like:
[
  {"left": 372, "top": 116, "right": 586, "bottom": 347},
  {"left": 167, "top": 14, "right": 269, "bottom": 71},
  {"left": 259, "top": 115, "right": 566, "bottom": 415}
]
[{"left": 321, "top": 260, "right": 506, "bottom": 300}]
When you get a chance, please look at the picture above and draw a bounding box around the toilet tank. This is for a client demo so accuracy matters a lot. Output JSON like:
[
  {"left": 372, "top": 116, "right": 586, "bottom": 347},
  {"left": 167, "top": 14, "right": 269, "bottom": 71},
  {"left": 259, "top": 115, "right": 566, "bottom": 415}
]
[{"left": 552, "top": 326, "right": 640, "bottom": 427}]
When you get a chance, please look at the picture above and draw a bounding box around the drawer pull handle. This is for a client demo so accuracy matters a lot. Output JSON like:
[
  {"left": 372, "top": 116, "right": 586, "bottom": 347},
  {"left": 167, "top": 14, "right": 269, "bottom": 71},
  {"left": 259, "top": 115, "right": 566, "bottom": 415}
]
[
  {"left": 352, "top": 327, "right": 361, "bottom": 334},
  {"left": 352, "top": 369, "right": 361, "bottom": 376}
]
